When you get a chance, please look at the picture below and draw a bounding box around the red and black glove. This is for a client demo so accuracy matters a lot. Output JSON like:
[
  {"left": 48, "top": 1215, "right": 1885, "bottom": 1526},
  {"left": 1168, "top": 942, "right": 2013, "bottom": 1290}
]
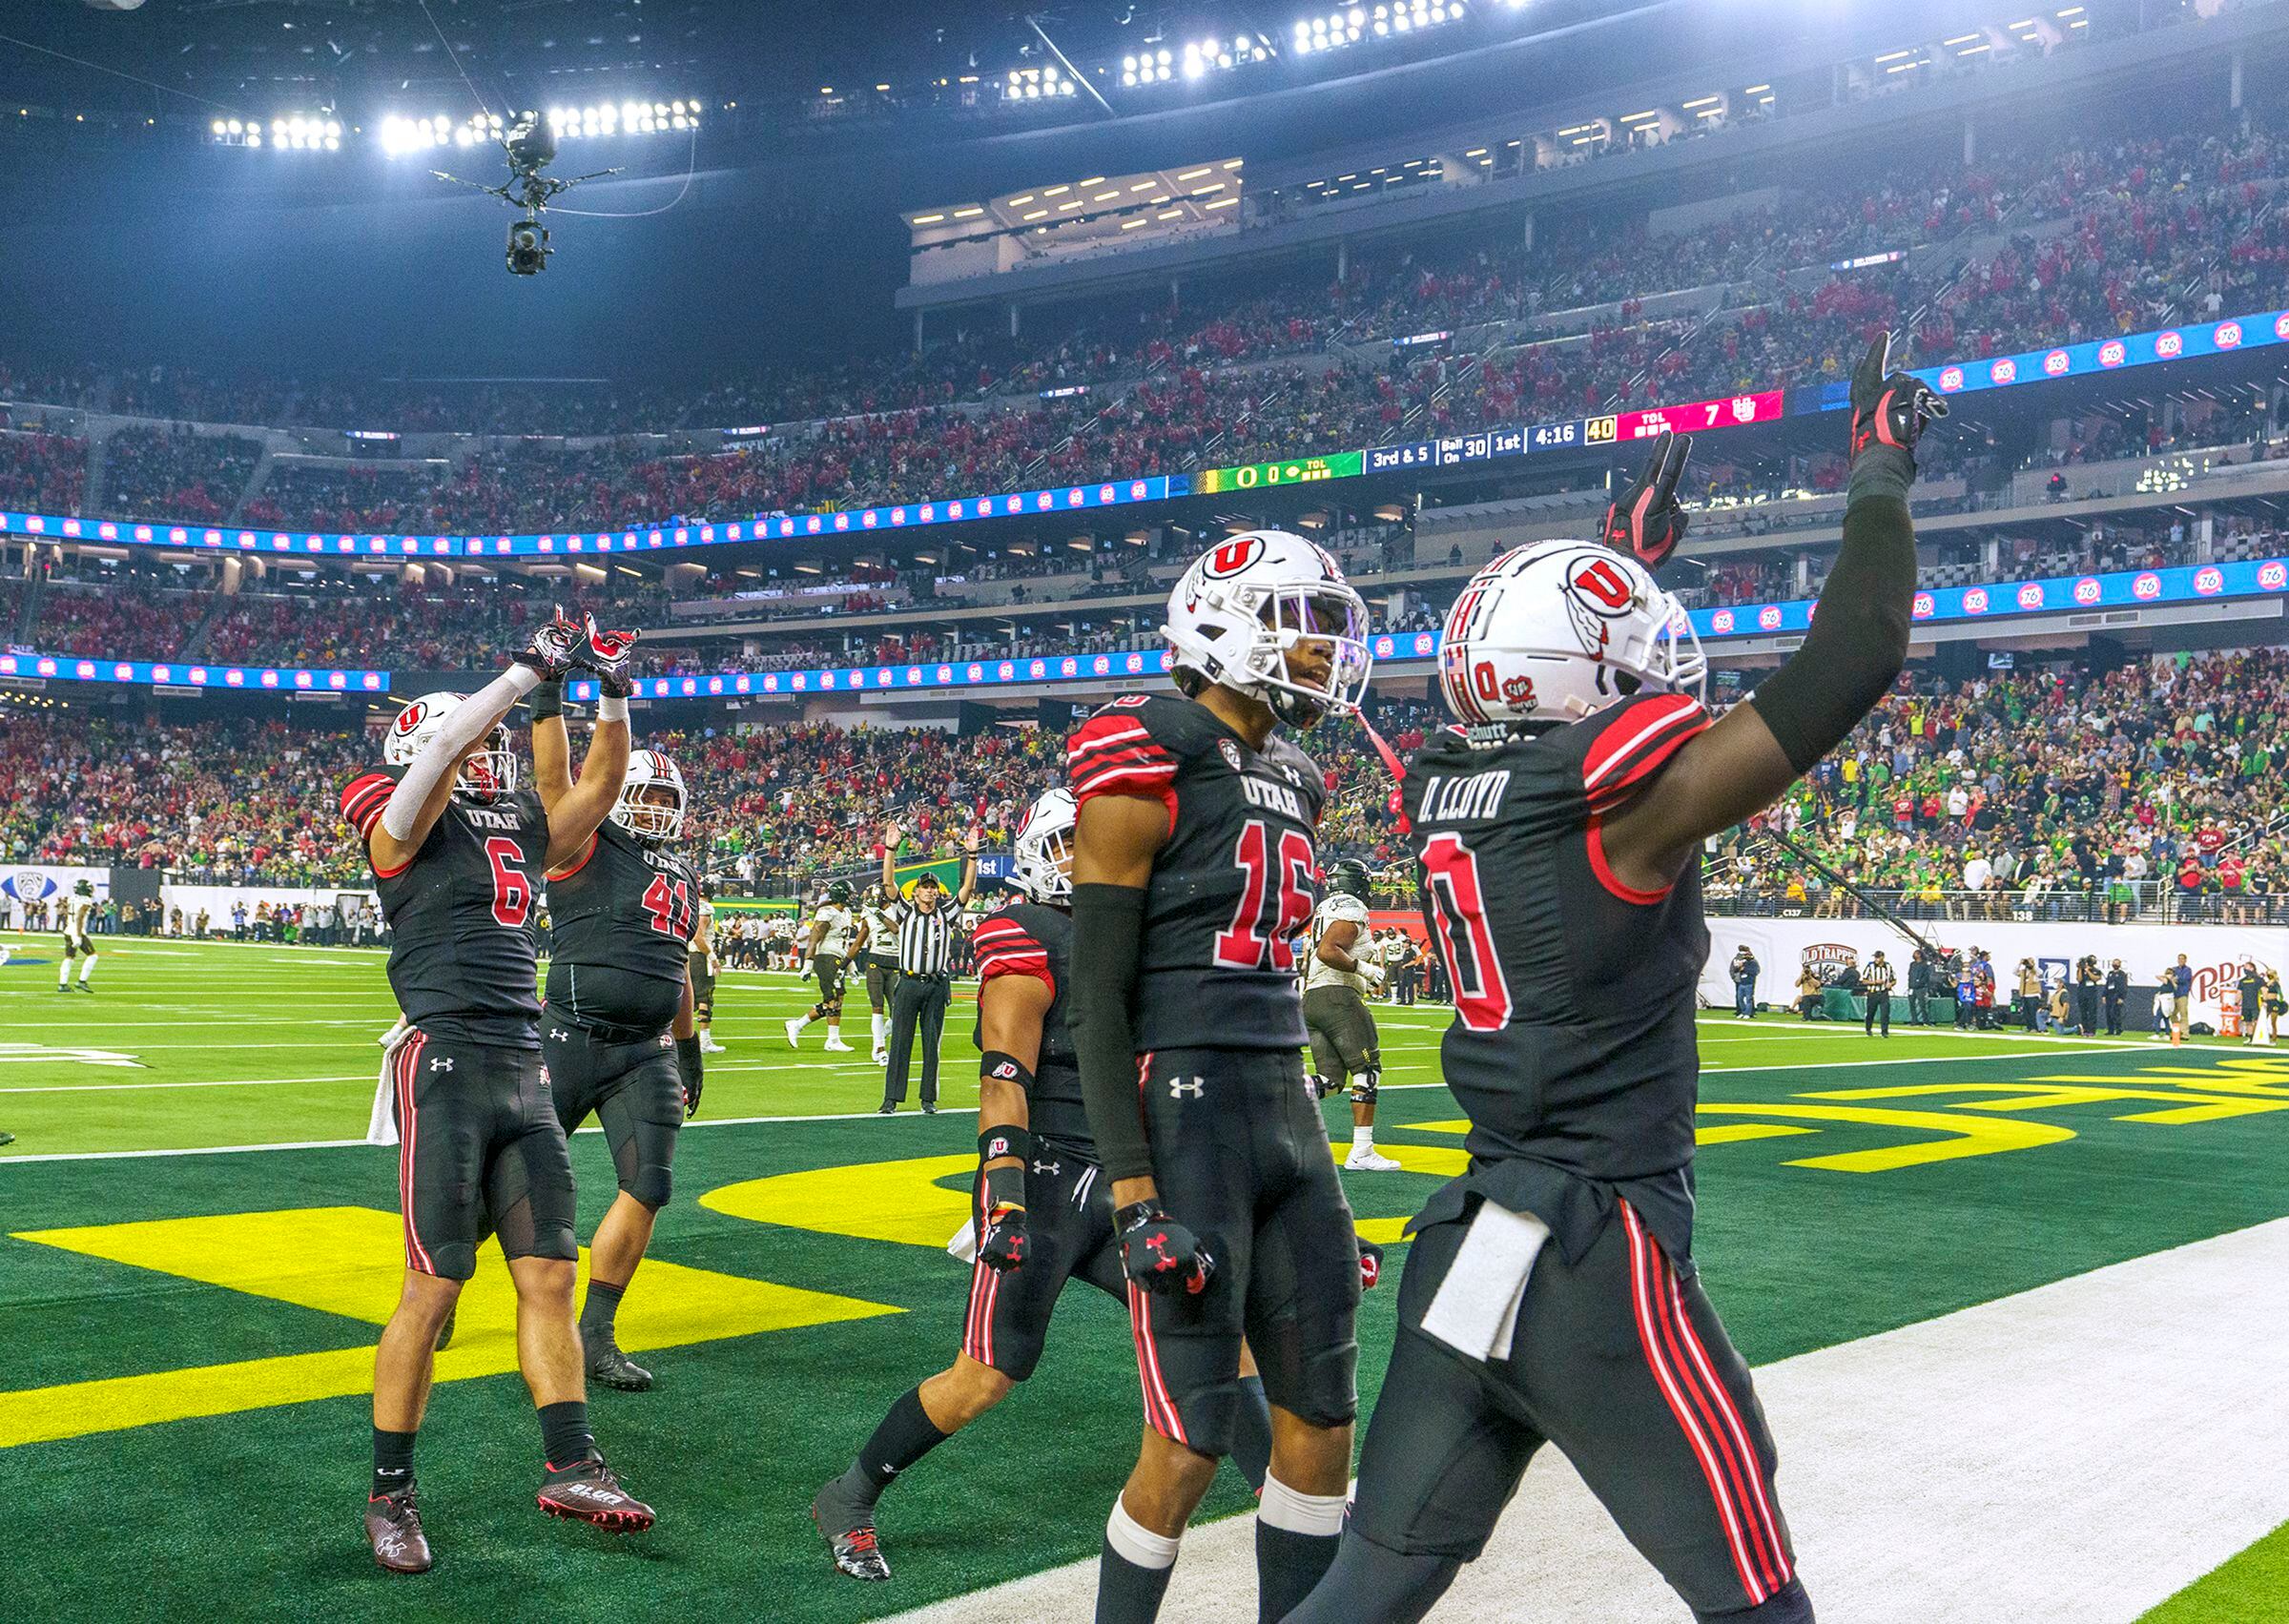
[
  {"left": 979, "top": 1203, "right": 1030, "bottom": 1272},
  {"left": 575, "top": 613, "right": 642, "bottom": 698},
  {"left": 1118, "top": 1201, "right": 1215, "bottom": 1296},
  {"left": 1357, "top": 1236, "right": 1385, "bottom": 1291},
  {"left": 1599, "top": 429, "right": 1692, "bottom": 570},
  {"left": 1848, "top": 331, "right": 1948, "bottom": 462},
  {"left": 513, "top": 610, "right": 587, "bottom": 680}
]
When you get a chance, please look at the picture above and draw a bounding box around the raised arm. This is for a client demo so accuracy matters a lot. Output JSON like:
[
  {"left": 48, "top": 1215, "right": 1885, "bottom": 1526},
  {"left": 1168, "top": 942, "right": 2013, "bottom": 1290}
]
[
  {"left": 955, "top": 822, "right": 980, "bottom": 907},
  {"left": 1601, "top": 334, "right": 1945, "bottom": 893},
  {"left": 878, "top": 820, "right": 901, "bottom": 898},
  {"left": 529, "top": 681, "right": 573, "bottom": 812},
  {"left": 365, "top": 616, "right": 585, "bottom": 873},
  {"left": 541, "top": 617, "right": 640, "bottom": 872}
]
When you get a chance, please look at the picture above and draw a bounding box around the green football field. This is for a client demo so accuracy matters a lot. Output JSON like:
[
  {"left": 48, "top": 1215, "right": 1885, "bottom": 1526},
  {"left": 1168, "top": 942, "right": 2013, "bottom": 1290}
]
[{"left": 3, "top": 931, "right": 2286, "bottom": 1623}]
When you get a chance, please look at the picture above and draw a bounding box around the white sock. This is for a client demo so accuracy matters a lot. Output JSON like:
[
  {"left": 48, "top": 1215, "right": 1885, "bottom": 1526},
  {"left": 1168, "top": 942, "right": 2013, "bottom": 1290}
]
[
  {"left": 59, "top": 964, "right": 70, "bottom": 987},
  {"left": 1352, "top": 1125, "right": 1372, "bottom": 1150},
  {"left": 872, "top": 1014, "right": 885, "bottom": 1048},
  {"left": 79, "top": 956, "right": 95, "bottom": 983},
  {"left": 827, "top": 1022, "right": 841, "bottom": 1042},
  {"left": 1258, "top": 1473, "right": 1348, "bottom": 1536},
  {"left": 1106, "top": 1499, "right": 1181, "bottom": 1570}
]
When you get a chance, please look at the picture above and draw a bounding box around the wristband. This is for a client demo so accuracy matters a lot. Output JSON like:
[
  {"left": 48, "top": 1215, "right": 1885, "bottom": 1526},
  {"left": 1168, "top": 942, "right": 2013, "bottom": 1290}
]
[
  {"left": 597, "top": 693, "right": 629, "bottom": 724},
  {"left": 979, "top": 1121, "right": 1032, "bottom": 1165},
  {"left": 1116, "top": 1199, "right": 1165, "bottom": 1232},
  {"left": 983, "top": 1162, "right": 1027, "bottom": 1212},
  {"left": 528, "top": 680, "right": 563, "bottom": 722}
]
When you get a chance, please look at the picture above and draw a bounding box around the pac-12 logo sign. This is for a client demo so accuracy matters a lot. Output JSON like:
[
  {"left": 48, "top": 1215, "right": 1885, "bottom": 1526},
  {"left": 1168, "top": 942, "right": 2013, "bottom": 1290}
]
[{"left": 1206, "top": 536, "right": 1266, "bottom": 578}]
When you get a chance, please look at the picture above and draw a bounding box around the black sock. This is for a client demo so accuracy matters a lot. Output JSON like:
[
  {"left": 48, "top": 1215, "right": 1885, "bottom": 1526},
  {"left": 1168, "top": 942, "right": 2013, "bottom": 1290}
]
[
  {"left": 539, "top": 1400, "right": 596, "bottom": 1471},
  {"left": 371, "top": 1427, "right": 416, "bottom": 1499},
  {"left": 1097, "top": 1533, "right": 1178, "bottom": 1624},
  {"left": 1280, "top": 1529, "right": 1460, "bottom": 1624},
  {"left": 1256, "top": 1521, "right": 1341, "bottom": 1622},
  {"left": 841, "top": 1386, "right": 950, "bottom": 1509},
  {"left": 580, "top": 1277, "right": 626, "bottom": 1342},
  {"left": 1228, "top": 1374, "right": 1272, "bottom": 1494}
]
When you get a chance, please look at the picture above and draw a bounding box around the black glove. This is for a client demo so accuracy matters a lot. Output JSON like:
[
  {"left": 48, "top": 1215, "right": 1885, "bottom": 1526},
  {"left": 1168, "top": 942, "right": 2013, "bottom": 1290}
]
[
  {"left": 1848, "top": 331, "right": 1948, "bottom": 463},
  {"left": 979, "top": 1203, "right": 1030, "bottom": 1272},
  {"left": 574, "top": 613, "right": 641, "bottom": 698},
  {"left": 1307, "top": 1071, "right": 1342, "bottom": 1101},
  {"left": 1117, "top": 1200, "right": 1214, "bottom": 1297},
  {"left": 676, "top": 1033, "right": 703, "bottom": 1119},
  {"left": 513, "top": 610, "right": 586, "bottom": 681},
  {"left": 1599, "top": 429, "right": 1692, "bottom": 570},
  {"left": 1357, "top": 1236, "right": 1385, "bottom": 1291}
]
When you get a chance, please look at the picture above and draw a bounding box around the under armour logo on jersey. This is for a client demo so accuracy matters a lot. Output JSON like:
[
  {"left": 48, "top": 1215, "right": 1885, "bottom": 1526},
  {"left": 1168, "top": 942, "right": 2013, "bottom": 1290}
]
[
  {"left": 1168, "top": 1077, "right": 1205, "bottom": 1099},
  {"left": 1031, "top": 1159, "right": 1062, "bottom": 1178},
  {"left": 428, "top": 1057, "right": 454, "bottom": 1073}
]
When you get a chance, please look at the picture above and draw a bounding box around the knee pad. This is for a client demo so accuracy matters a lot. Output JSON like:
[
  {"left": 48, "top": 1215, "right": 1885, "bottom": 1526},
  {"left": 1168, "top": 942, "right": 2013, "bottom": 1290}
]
[
  {"left": 1350, "top": 1067, "right": 1380, "bottom": 1108},
  {"left": 623, "top": 1162, "right": 672, "bottom": 1210}
]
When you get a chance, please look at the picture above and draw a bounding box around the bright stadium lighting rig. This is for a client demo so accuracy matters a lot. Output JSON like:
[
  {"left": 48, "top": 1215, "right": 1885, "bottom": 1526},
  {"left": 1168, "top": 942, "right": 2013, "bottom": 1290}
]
[
  {"left": 1294, "top": 0, "right": 1468, "bottom": 54},
  {"left": 210, "top": 113, "right": 340, "bottom": 151},
  {"left": 1180, "top": 31, "right": 1276, "bottom": 78},
  {"left": 544, "top": 99, "right": 702, "bottom": 140},
  {"left": 1003, "top": 64, "right": 1076, "bottom": 100},
  {"left": 1122, "top": 49, "right": 1176, "bottom": 86}
]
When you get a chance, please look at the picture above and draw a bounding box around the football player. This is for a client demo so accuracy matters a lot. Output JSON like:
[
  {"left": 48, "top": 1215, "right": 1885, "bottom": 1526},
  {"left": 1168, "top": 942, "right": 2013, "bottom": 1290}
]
[
  {"left": 57, "top": 877, "right": 96, "bottom": 993},
  {"left": 1066, "top": 530, "right": 1374, "bottom": 1624},
  {"left": 1288, "top": 338, "right": 1944, "bottom": 1624},
  {"left": 340, "top": 612, "right": 654, "bottom": 1574},
  {"left": 857, "top": 881, "right": 901, "bottom": 1063},
  {"left": 532, "top": 684, "right": 708, "bottom": 1393},
  {"left": 1304, "top": 857, "right": 1398, "bottom": 1171},
  {"left": 811, "top": 788, "right": 1136, "bottom": 1580},
  {"left": 689, "top": 881, "right": 723, "bottom": 1053},
  {"left": 785, "top": 879, "right": 859, "bottom": 1053}
]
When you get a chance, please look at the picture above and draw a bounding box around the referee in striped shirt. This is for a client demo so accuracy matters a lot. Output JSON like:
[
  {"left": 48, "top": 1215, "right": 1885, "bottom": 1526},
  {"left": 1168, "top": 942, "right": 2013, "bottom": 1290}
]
[{"left": 876, "top": 820, "right": 979, "bottom": 1115}]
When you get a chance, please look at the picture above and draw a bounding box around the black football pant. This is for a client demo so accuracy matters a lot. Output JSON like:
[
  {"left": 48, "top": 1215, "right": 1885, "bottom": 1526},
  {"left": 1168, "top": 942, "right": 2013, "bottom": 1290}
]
[
  {"left": 882, "top": 972, "right": 950, "bottom": 1107},
  {"left": 1864, "top": 992, "right": 1888, "bottom": 1035}
]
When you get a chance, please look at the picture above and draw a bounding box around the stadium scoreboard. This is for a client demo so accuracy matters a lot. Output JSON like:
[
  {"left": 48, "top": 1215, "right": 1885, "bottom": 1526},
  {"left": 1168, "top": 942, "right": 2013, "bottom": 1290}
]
[{"left": 1195, "top": 452, "right": 1363, "bottom": 494}]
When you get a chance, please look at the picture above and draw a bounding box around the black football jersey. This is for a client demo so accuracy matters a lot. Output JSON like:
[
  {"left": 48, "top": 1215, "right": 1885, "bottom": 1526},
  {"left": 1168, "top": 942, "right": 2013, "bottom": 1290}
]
[
  {"left": 1067, "top": 693, "right": 1326, "bottom": 1053},
  {"left": 970, "top": 901, "right": 1090, "bottom": 1160},
  {"left": 341, "top": 767, "right": 550, "bottom": 1050},
  {"left": 544, "top": 820, "right": 701, "bottom": 1035},
  {"left": 1402, "top": 691, "right": 1713, "bottom": 1263}
]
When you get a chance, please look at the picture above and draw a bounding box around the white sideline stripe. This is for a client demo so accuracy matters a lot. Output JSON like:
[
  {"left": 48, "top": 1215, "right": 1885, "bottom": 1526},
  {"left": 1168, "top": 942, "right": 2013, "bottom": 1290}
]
[
  {"left": 888, "top": 1217, "right": 2289, "bottom": 1624},
  {"left": 0, "top": 1103, "right": 961, "bottom": 1162}
]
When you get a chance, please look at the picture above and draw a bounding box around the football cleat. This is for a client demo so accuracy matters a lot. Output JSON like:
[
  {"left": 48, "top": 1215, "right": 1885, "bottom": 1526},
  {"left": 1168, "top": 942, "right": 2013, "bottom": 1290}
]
[
  {"left": 699, "top": 1035, "right": 726, "bottom": 1054},
  {"left": 365, "top": 1489, "right": 433, "bottom": 1574},
  {"left": 783, "top": 1018, "right": 804, "bottom": 1048},
  {"left": 587, "top": 1340, "right": 654, "bottom": 1392},
  {"left": 1345, "top": 1146, "right": 1403, "bottom": 1172},
  {"left": 536, "top": 1457, "right": 654, "bottom": 1531},
  {"left": 920, "top": 1102, "right": 938, "bottom": 1117},
  {"left": 823, "top": 1038, "right": 856, "bottom": 1054},
  {"left": 76, "top": 982, "right": 93, "bottom": 995},
  {"left": 813, "top": 1492, "right": 891, "bottom": 1582},
  {"left": 872, "top": 1048, "right": 889, "bottom": 1065}
]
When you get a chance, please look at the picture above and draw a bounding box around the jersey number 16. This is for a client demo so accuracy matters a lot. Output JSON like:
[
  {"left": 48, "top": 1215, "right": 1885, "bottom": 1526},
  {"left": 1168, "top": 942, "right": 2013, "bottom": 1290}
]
[{"left": 1214, "top": 818, "right": 1316, "bottom": 973}]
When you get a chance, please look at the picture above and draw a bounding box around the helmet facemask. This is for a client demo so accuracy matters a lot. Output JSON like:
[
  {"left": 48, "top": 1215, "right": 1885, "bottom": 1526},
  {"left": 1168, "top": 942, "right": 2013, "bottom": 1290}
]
[
  {"left": 458, "top": 726, "right": 518, "bottom": 801},
  {"left": 1191, "top": 581, "right": 1373, "bottom": 728},
  {"left": 613, "top": 782, "right": 685, "bottom": 842}
]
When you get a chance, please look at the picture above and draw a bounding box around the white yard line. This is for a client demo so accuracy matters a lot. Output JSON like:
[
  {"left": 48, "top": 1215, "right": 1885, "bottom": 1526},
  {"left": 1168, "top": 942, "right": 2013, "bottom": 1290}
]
[{"left": 889, "top": 1218, "right": 2289, "bottom": 1624}]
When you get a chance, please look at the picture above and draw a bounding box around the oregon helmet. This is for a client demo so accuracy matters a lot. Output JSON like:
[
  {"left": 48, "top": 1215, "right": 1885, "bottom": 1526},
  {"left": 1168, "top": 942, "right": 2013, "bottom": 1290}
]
[
  {"left": 826, "top": 879, "right": 855, "bottom": 906},
  {"left": 1325, "top": 858, "right": 1373, "bottom": 903}
]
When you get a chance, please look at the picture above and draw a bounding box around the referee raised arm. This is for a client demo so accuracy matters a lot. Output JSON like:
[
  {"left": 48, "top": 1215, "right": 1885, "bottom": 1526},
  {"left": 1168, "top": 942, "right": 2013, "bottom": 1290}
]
[{"left": 876, "top": 819, "right": 979, "bottom": 1116}]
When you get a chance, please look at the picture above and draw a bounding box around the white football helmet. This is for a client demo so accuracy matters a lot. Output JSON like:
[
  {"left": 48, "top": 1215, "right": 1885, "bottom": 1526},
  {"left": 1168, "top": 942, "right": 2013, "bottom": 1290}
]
[
  {"left": 1162, "top": 529, "right": 1372, "bottom": 726},
  {"left": 383, "top": 690, "right": 517, "bottom": 798},
  {"left": 612, "top": 749, "right": 687, "bottom": 843},
  {"left": 1439, "top": 540, "right": 1705, "bottom": 730},
  {"left": 1009, "top": 786, "right": 1077, "bottom": 903}
]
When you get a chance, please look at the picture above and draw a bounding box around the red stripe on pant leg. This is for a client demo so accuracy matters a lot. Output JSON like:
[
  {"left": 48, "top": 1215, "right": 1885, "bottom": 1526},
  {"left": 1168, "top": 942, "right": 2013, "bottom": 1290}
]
[
  {"left": 1127, "top": 1283, "right": 1187, "bottom": 1445},
  {"left": 1620, "top": 1205, "right": 1766, "bottom": 1606},
  {"left": 978, "top": 1268, "right": 1000, "bottom": 1367},
  {"left": 963, "top": 1257, "right": 992, "bottom": 1363},
  {"left": 1665, "top": 1268, "right": 1793, "bottom": 1590},
  {"left": 1644, "top": 1237, "right": 1784, "bottom": 1599}
]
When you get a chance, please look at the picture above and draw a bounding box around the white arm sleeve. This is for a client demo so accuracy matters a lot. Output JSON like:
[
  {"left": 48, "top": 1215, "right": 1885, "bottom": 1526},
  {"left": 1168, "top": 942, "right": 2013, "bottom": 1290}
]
[{"left": 379, "top": 665, "right": 542, "bottom": 842}]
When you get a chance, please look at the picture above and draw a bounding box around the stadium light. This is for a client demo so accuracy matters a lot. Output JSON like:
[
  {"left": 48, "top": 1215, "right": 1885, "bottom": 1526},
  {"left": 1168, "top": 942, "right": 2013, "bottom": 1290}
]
[
  {"left": 1003, "top": 65, "right": 1076, "bottom": 101},
  {"left": 1299, "top": 1, "right": 1464, "bottom": 51},
  {"left": 215, "top": 111, "right": 340, "bottom": 150},
  {"left": 1122, "top": 48, "right": 1176, "bottom": 86}
]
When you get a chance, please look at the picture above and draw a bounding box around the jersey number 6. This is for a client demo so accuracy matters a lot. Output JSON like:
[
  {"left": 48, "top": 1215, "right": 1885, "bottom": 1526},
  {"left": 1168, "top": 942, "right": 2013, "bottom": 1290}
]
[{"left": 485, "top": 837, "right": 533, "bottom": 929}]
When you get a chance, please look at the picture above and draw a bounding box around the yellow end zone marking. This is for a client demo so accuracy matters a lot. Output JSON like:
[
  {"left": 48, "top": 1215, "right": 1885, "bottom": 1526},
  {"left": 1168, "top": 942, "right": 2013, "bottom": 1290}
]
[
  {"left": 702, "top": 1154, "right": 978, "bottom": 1248},
  {"left": 1, "top": 1206, "right": 896, "bottom": 1449}
]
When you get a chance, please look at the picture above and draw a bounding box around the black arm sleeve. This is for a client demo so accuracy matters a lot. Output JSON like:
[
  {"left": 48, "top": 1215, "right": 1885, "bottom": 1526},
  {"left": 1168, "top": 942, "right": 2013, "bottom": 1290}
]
[
  {"left": 1745, "top": 444, "right": 1917, "bottom": 774},
  {"left": 1068, "top": 880, "right": 1154, "bottom": 1183}
]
